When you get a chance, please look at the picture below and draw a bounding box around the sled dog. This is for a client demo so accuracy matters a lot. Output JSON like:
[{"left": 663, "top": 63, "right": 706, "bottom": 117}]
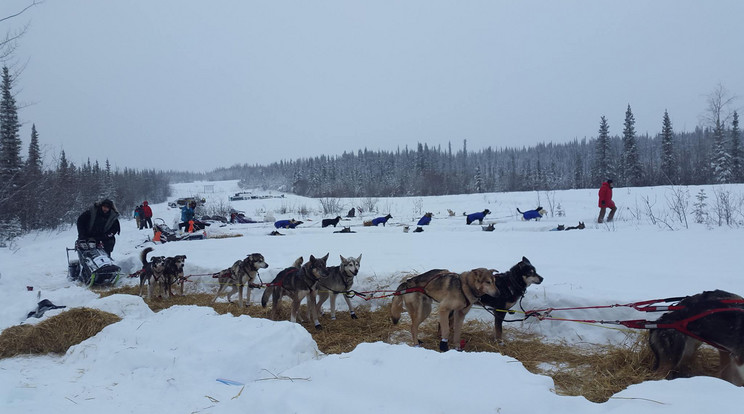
[
  {"left": 478, "top": 256, "right": 544, "bottom": 342},
  {"left": 322, "top": 216, "right": 343, "bottom": 228},
  {"left": 316, "top": 254, "right": 362, "bottom": 320},
  {"left": 139, "top": 247, "right": 166, "bottom": 299},
  {"left": 465, "top": 209, "right": 491, "bottom": 225},
  {"left": 162, "top": 254, "right": 187, "bottom": 298},
  {"left": 212, "top": 253, "right": 269, "bottom": 308},
  {"left": 261, "top": 253, "right": 330, "bottom": 329},
  {"left": 517, "top": 207, "right": 546, "bottom": 221},
  {"left": 648, "top": 289, "right": 744, "bottom": 386},
  {"left": 391, "top": 267, "right": 498, "bottom": 351}
]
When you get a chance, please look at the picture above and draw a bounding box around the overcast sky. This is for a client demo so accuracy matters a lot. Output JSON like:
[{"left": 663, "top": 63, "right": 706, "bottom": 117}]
[{"left": 5, "top": 0, "right": 744, "bottom": 172}]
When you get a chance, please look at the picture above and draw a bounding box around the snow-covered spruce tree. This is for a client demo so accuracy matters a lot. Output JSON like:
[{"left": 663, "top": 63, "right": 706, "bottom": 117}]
[
  {"left": 474, "top": 164, "right": 483, "bottom": 193},
  {"left": 660, "top": 110, "right": 676, "bottom": 183},
  {"left": 710, "top": 117, "right": 732, "bottom": 184},
  {"left": 0, "top": 66, "right": 22, "bottom": 222},
  {"left": 621, "top": 104, "right": 642, "bottom": 186},
  {"left": 591, "top": 116, "right": 611, "bottom": 184},
  {"left": 693, "top": 189, "right": 708, "bottom": 224},
  {"left": 730, "top": 111, "right": 742, "bottom": 182}
]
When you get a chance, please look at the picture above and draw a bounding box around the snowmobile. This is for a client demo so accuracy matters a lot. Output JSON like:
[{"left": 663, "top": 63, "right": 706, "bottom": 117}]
[{"left": 66, "top": 240, "right": 122, "bottom": 287}]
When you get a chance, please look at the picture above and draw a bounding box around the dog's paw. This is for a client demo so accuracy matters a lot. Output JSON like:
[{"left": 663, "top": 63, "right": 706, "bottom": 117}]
[
  {"left": 439, "top": 340, "right": 449, "bottom": 352},
  {"left": 350, "top": 312, "right": 358, "bottom": 319},
  {"left": 314, "top": 323, "right": 323, "bottom": 330}
]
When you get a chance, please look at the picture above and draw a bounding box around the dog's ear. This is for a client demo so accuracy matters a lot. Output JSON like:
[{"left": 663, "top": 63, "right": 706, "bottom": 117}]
[
  {"left": 339, "top": 254, "right": 346, "bottom": 263},
  {"left": 321, "top": 253, "right": 329, "bottom": 262},
  {"left": 522, "top": 256, "right": 531, "bottom": 264},
  {"left": 357, "top": 253, "right": 362, "bottom": 263}
]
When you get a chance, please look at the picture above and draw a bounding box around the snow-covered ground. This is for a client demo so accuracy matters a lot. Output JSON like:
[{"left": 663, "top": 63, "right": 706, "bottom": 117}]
[{"left": 1, "top": 180, "right": 743, "bottom": 413}]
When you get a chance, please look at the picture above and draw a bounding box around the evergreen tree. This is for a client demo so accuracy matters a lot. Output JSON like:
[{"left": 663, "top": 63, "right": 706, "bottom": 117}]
[
  {"left": 730, "top": 111, "right": 742, "bottom": 182},
  {"left": 0, "top": 66, "right": 22, "bottom": 221},
  {"left": 621, "top": 104, "right": 642, "bottom": 186},
  {"left": 710, "top": 117, "right": 732, "bottom": 183},
  {"left": 660, "top": 110, "right": 676, "bottom": 183},
  {"left": 592, "top": 116, "right": 611, "bottom": 183},
  {"left": 474, "top": 164, "right": 483, "bottom": 193},
  {"left": 19, "top": 124, "right": 44, "bottom": 229}
]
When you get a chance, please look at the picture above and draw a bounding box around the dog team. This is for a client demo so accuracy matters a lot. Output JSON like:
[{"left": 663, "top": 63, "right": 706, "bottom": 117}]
[{"left": 138, "top": 246, "right": 743, "bottom": 387}]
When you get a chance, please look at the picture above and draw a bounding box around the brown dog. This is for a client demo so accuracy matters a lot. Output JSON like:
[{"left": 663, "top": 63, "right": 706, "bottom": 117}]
[{"left": 390, "top": 268, "right": 498, "bottom": 351}]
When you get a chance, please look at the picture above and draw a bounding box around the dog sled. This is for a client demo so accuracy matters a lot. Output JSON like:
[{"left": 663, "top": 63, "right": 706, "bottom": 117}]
[
  {"left": 66, "top": 240, "right": 122, "bottom": 287},
  {"left": 152, "top": 218, "right": 205, "bottom": 243}
]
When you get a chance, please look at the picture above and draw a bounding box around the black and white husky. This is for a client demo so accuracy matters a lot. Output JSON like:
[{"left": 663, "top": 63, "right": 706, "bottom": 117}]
[{"left": 316, "top": 254, "right": 362, "bottom": 320}]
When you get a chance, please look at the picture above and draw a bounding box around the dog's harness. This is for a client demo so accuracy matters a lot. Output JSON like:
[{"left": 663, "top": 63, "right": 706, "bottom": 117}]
[
  {"left": 264, "top": 267, "right": 303, "bottom": 288},
  {"left": 524, "top": 298, "right": 744, "bottom": 354},
  {"left": 394, "top": 272, "right": 474, "bottom": 308},
  {"left": 621, "top": 300, "right": 744, "bottom": 354},
  {"left": 211, "top": 259, "right": 263, "bottom": 288},
  {"left": 477, "top": 268, "right": 530, "bottom": 318},
  {"left": 393, "top": 272, "right": 445, "bottom": 297},
  {"left": 317, "top": 268, "right": 358, "bottom": 295}
]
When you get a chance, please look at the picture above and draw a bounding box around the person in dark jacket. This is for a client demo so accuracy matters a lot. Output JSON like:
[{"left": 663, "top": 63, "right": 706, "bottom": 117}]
[
  {"left": 179, "top": 201, "right": 197, "bottom": 232},
  {"left": 76, "top": 199, "right": 121, "bottom": 256},
  {"left": 597, "top": 179, "right": 617, "bottom": 223}
]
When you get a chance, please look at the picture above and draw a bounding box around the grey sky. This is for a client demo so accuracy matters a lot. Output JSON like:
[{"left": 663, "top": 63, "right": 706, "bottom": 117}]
[{"left": 6, "top": 0, "right": 744, "bottom": 172}]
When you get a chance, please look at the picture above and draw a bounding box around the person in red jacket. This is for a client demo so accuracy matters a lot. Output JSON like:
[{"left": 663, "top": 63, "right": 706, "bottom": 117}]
[
  {"left": 597, "top": 179, "right": 617, "bottom": 223},
  {"left": 141, "top": 200, "right": 153, "bottom": 229}
]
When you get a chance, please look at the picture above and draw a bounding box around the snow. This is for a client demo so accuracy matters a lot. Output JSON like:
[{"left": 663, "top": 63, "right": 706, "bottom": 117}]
[{"left": 1, "top": 180, "right": 743, "bottom": 413}]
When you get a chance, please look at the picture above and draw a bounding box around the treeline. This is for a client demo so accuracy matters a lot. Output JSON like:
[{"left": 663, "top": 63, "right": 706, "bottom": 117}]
[
  {"left": 206, "top": 109, "right": 742, "bottom": 198},
  {"left": 0, "top": 66, "right": 170, "bottom": 239}
]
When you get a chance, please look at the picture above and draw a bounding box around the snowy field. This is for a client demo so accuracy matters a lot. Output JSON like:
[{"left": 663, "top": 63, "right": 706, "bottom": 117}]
[{"left": 1, "top": 180, "right": 743, "bottom": 413}]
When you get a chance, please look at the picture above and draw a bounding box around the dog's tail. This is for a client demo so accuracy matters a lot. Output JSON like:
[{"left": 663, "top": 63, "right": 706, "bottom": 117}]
[
  {"left": 140, "top": 247, "right": 154, "bottom": 267},
  {"left": 291, "top": 256, "right": 303, "bottom": 268},
  {"left": 390, "top": 282, "right": 407, "bottom": 324},
  {"left": 516, "top": 208, "right": 524, "bottom": 214}
]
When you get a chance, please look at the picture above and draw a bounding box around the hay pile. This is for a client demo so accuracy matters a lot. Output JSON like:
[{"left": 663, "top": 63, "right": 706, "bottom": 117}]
[
  {"left": 0, "top": 308, "right": 121, "bottom": 358},
  {"left": 58, "top": 288, "right": 726, "bottom": 402}
]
